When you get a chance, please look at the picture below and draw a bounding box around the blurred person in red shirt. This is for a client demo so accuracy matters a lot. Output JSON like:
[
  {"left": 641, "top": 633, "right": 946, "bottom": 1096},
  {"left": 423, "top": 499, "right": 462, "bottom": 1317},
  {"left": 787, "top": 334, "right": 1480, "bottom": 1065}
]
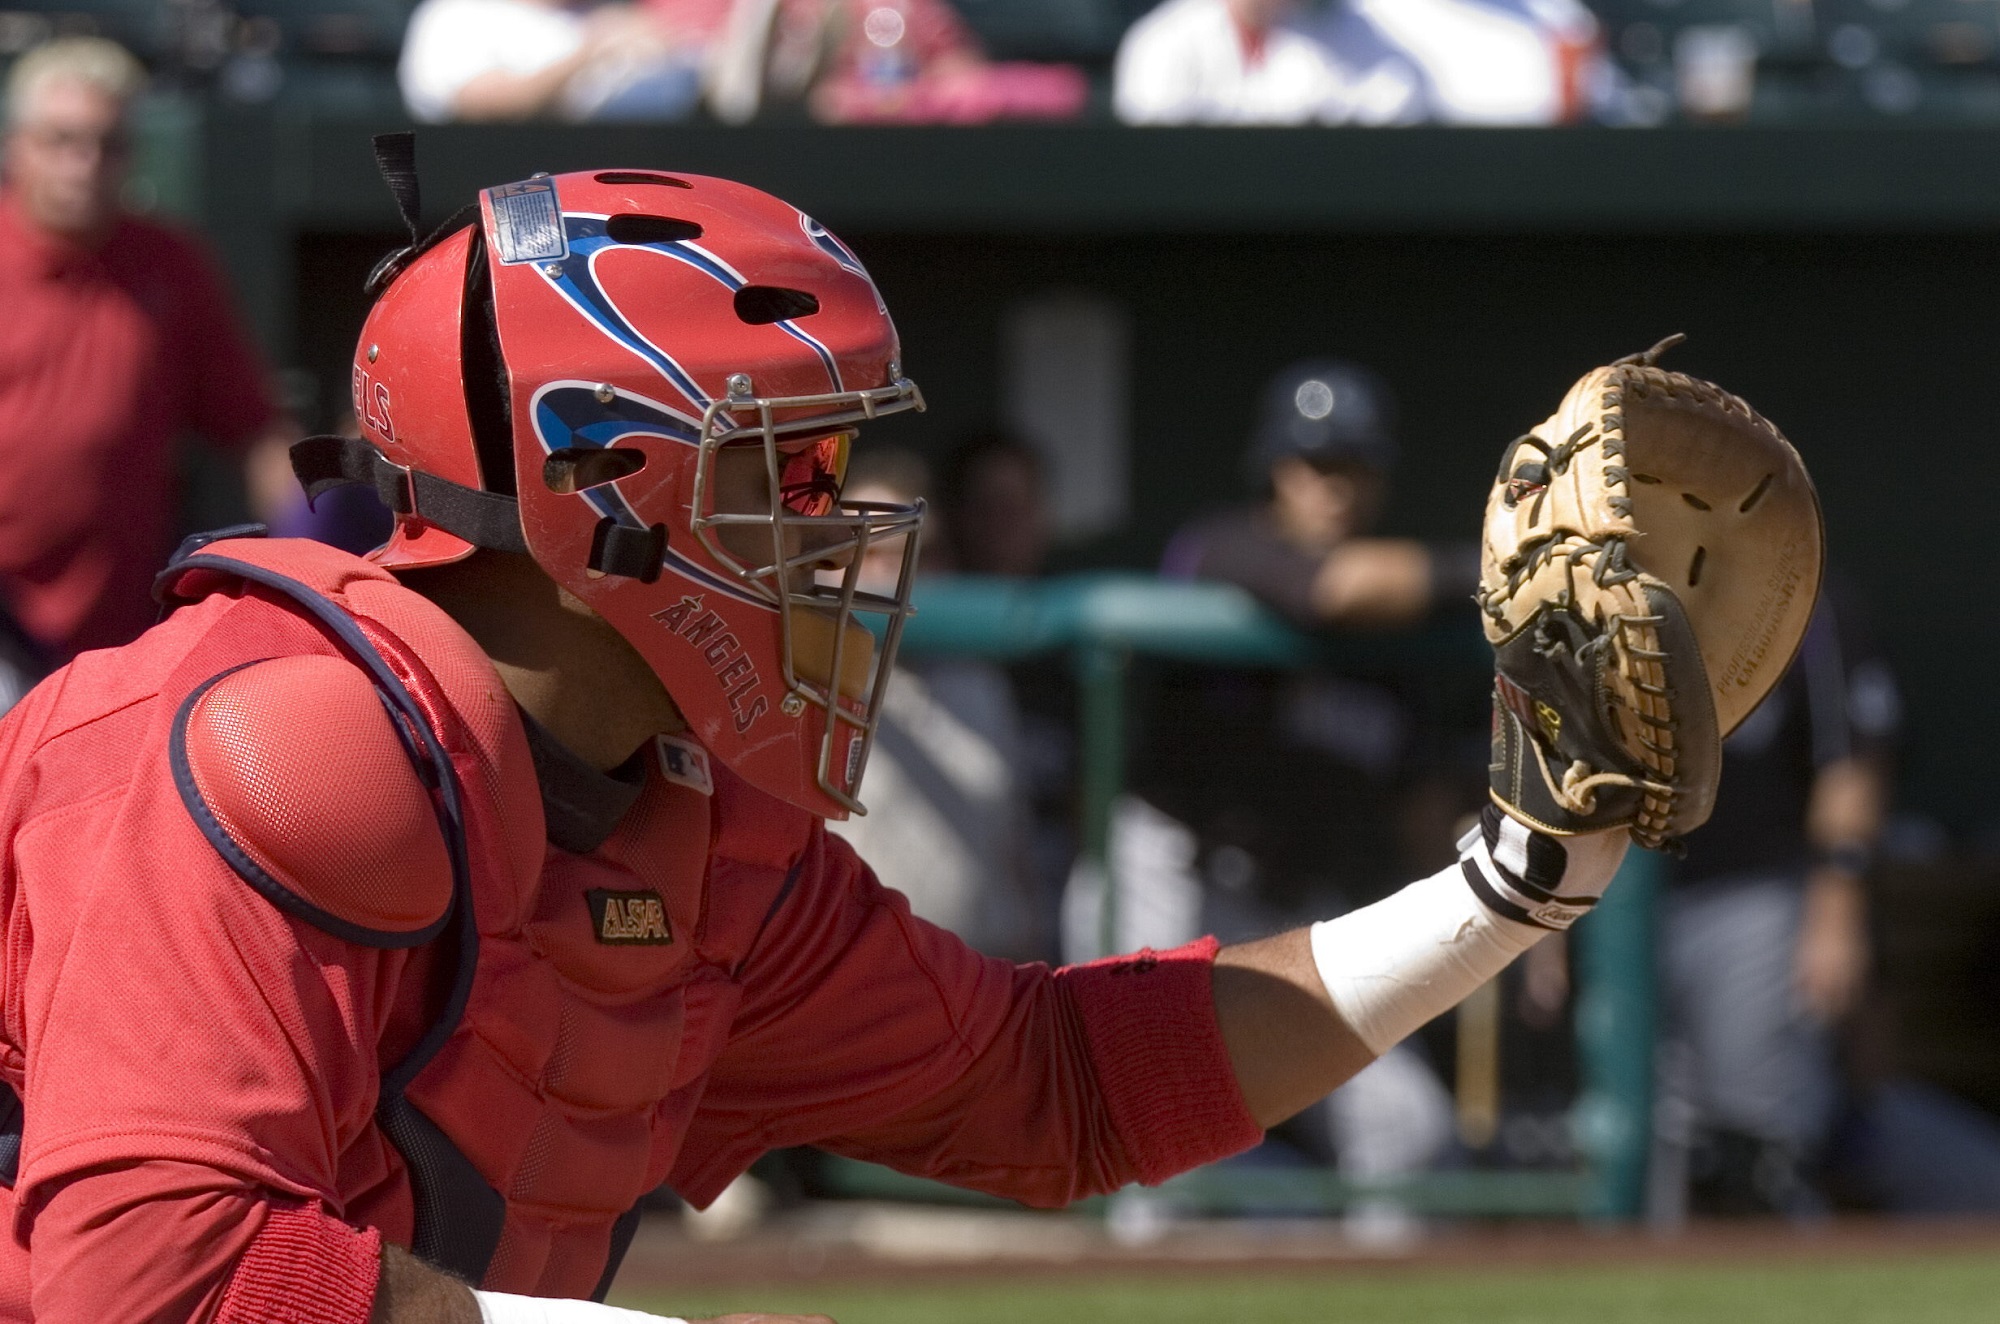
[{"left": 0, "top": 37, "right": 296, "bottom": 661}]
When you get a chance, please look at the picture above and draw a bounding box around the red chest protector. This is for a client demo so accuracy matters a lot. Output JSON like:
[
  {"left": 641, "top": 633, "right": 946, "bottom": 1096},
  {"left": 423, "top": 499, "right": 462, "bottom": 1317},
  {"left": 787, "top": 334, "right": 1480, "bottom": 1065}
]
[{"left": 153, "top": 533, "right": 815, "bottom": 1298}]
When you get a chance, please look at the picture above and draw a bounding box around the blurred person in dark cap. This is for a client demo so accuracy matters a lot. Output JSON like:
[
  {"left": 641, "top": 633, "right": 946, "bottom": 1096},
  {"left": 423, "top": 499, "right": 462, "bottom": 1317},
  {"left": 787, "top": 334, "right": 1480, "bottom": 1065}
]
[
  {"left": 0, "top": 37, "right": 296, "bottom": 664},
  {"left": 1072, "top": 360, "right": 1486, "bottom": 1237},
  {"left": 1161, "top": 358, "right": 1477, "bottom": 629}
]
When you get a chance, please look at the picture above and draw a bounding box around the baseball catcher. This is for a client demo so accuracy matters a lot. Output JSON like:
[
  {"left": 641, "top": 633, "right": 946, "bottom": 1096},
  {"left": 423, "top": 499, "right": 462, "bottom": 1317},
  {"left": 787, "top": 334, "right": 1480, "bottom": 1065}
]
[{"left": 0, "top": 140, "right": 1817, "bottom": 1324}]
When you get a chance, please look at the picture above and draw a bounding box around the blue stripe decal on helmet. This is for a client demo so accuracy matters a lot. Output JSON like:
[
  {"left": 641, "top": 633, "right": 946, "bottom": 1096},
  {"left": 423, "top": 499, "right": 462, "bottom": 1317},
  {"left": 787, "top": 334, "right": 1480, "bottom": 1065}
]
[{"left": 537, "top": 215, "right": 841, "bottom": 398}]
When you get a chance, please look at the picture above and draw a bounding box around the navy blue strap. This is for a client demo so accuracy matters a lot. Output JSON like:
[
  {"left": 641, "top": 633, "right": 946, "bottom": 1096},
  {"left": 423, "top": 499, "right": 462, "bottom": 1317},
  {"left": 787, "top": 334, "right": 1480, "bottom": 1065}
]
[
  {"left": 377, "top": 1091, "right": 508, "bottom": 1278},
  {"left": 0, "top": 1081, "right": 22, "bottom": 1189},
  {"left": 591, "top": 1205, "right": 646, "bottom": 1302},
  {"left": 156, "top": 551, "right": 477, "bottom": 1096}
]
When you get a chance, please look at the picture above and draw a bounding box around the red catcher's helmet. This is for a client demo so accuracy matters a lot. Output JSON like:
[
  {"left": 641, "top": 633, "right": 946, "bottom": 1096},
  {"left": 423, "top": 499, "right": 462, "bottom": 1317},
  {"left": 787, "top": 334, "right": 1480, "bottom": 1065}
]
[{"left": 310, "top": 168, "right": 925, "bottom": 819}]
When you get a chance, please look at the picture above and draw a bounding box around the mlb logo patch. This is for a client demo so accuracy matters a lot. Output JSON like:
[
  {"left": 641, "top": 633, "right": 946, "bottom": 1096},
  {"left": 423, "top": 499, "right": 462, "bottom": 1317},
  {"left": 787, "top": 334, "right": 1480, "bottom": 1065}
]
[{"left": 656, "top": 733, "right": 714, "bottom": 795}]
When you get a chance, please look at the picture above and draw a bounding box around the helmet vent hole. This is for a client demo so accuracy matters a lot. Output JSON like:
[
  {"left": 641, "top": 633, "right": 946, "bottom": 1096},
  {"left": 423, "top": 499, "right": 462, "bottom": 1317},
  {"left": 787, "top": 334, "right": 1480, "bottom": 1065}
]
[
  {"left": 595, "top": 171, "right": 694, "bottom": 189},
  {"left": 605, "top": 214, "right": 704, "bottom": 245},
  {"left": 734, "top": 285, "right": 821, "bottom": 324},
  {"left": 545, "top": 447, "right": 648, "bottom": 495}
]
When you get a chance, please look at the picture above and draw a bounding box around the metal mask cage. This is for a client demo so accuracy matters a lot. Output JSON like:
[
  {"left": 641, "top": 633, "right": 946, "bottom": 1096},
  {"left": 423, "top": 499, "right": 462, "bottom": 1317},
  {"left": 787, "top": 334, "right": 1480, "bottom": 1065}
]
[{"left": 689, "top": 375, "right": 926, "bottom": 814}]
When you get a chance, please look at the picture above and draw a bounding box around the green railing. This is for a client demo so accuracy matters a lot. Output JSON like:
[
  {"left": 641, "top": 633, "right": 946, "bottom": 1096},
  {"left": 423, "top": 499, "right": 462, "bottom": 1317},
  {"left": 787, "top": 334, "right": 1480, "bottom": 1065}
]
[{"left": 826, "top": 573, "right": 1660, "bottom": 1220}]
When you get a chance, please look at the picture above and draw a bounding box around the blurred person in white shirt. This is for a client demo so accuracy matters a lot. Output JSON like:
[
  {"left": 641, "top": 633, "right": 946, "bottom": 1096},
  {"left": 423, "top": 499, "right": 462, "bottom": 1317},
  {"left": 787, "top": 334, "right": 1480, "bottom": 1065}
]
[
  {"left": 399, "top": 0, "right": 700, "bottom": 122},
  {"left": 1113, "top": 0, "right": 1419, "bottom": 126},
  {"left": 1329, "top": 0, "right": 1614, "bottom": 125}
]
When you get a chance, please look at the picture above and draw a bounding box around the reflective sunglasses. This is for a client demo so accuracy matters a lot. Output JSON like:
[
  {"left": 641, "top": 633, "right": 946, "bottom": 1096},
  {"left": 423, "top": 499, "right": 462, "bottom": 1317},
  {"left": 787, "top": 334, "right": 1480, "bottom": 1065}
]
[{"left": 776, "top": 432, "right": 852, "bottom": 517}]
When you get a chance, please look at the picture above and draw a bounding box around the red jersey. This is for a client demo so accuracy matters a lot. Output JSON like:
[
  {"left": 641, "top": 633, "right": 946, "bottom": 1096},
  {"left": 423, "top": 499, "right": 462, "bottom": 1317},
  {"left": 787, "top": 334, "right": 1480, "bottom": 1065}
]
[
  {"left": 0, "top": 537, "right": 1259, "bottom": 1322},
  {"left": 0, "top": 196, "right": 276, "bottom": 659}
]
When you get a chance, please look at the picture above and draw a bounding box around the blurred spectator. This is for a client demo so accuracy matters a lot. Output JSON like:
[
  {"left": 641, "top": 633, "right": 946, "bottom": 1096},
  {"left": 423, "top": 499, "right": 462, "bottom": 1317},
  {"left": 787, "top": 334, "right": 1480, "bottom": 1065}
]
[
  {"left": 0, "top": 38, "right": 296, "bottom": 662},
  {"left": 940, "top": 432, "right": 1076, "bottom": 949},
  {"left": 825, "top": 448, "right": 1044, "bottom": 959},
  {"left": 399, "top": 0, "right": 700, "bottom": 122},
  {"left": 1161, "top": 359, "right": 1477, "bottom": 632},
  {"left": 941, "top": 431, "right": 1049, "bottom": 577},
  {"left": 1119, "top": 361, "right": 1480, "bottom": 943},
  {"left": 694, "top": 0, "right": 1086, "bottom": 125},
  {"left": 1329, "top": 0, "right": 1614, "bottom": 125},
  {"left": 1071, "top": 360, "right": 1484, "bottom": 1223},
  {"left": 1649, "top": 579, "right": 1899, "bottom": 1221},
  {"left": 1114, "top": 0, "right": 1420, "bottom": 126}
]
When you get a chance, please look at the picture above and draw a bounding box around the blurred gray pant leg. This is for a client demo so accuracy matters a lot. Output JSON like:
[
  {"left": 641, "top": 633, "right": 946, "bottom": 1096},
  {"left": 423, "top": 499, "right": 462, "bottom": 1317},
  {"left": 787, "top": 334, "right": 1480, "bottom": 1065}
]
[{"left": 1650, "top": 873, "right": 1838, "bottom": 1221}]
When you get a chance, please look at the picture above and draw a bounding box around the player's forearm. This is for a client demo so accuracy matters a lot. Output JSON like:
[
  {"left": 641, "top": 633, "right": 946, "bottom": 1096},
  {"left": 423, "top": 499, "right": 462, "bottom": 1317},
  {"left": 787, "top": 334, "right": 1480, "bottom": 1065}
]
[
  {"left": 1213, "top": 811, "right": 1625, "bottom": 1127},
  {"left": 1212, "top": 929, "right": 1373, "bottom": 1127},
  {"left": 372, "top": 1245, "right": 479, "bottom": 1324},
  {"left": 1308, "top": 539, "right": 1433, "bottom": 628}
]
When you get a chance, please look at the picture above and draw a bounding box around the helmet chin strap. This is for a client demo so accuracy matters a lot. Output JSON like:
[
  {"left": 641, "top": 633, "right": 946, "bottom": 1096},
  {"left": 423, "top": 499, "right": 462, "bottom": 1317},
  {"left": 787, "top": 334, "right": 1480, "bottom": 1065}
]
[
  {"left": 290, "top": 436, "right": 672, "bottom": 583},
  {"left": 291, "top": 435, "right": 528, "bottom": 555}
]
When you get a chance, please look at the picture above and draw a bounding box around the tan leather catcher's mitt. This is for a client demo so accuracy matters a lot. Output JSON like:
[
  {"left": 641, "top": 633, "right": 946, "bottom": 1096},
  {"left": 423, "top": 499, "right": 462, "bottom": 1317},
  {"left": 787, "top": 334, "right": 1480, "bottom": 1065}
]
[{"left": 1478, "top": 336, "right": 1823, "bottom": 849}]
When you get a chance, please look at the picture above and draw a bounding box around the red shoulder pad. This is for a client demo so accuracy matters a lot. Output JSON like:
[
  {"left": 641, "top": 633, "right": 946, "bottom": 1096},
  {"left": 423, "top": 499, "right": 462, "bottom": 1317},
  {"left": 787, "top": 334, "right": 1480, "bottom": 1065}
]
[{"left": 173, "top": 655, "right": 453, "bottom": 947}]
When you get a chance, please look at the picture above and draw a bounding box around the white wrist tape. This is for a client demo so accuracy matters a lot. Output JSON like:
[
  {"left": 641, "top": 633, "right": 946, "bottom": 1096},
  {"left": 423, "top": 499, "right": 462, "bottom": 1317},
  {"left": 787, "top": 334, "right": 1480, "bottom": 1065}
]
[
  {"left": 474, "top": 1291, "right": 685, "bottom": 1324},
  {"left": 1309, "top": 807, "right": 1627, "bottom": 1056}
]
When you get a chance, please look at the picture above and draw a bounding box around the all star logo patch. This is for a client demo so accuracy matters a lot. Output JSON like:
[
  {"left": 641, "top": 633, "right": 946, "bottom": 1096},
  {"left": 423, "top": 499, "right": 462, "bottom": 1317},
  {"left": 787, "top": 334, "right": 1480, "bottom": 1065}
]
[{"left": 587, "top": 889, "right": 672, "bottom": 946}]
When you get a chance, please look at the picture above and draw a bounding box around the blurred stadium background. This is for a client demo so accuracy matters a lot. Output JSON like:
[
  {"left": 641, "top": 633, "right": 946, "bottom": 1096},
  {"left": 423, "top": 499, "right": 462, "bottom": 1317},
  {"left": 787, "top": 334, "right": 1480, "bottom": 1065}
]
[{"left": 10, "top": 2, "right": 2000, "bottom": 1320}]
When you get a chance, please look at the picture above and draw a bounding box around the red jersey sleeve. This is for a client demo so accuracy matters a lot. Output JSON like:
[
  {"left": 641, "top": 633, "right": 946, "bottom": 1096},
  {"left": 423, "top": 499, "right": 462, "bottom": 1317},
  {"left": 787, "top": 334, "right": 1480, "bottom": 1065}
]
[
  {"left": 30, "top": 1166, "right": 378, "bottom": 1324},
  {"left": 8, "top": 734, "right": 402, "bottom": 1321},
  {"left": 672, "top": 829, "right": 1262, "bottom": 1207}
]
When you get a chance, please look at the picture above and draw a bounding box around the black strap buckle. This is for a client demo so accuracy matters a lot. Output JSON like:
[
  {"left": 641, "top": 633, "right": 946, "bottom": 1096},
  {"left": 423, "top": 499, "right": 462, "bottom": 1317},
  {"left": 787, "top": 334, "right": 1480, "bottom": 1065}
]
[{"left": 371, "top": 454, "right": 419, "bottom": 517}]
